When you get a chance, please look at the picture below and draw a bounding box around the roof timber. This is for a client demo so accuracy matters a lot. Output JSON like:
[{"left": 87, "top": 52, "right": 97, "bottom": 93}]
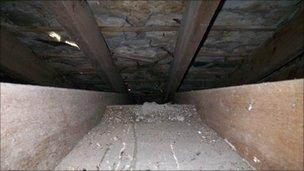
[
  {"left": 222, "top": 6, "right": 304, "bottom": 86},
  {"left": 39, "top": 53, "right": 155, "bottom": 63},
  {"left": 4, "top": 25, "right": 276, "bottom": 33},
  {"left": 164, "top": 0, "right": 224, "bottom": 101},
  {"left": 0, "top": 28, "right": 72, "bottom": 87},
  {"left": 43, "top": 0, "right": 126, "bottom": 93}
]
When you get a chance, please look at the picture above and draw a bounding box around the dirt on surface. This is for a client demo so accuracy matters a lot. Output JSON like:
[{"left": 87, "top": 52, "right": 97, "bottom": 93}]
[
  {"left": 55, "top": 103, "right": 254, "bottom": 170},
  {"left": 135, "top": 102, "right": 188, "bottom": 122}
]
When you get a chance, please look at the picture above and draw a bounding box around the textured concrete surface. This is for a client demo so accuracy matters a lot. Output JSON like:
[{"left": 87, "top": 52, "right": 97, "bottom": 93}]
[
  {"left": 0, "top": 83, "right": 130, "bottom": 170},
  {"left": 174, "top": 79, "right": 304, "bottom": 170},
  {"left": 56, "top": 104, "right": 253, "bottom": 170}
]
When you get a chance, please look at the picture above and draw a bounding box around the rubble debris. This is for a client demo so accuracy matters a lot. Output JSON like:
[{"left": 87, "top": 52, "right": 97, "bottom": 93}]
[{"left": 135, "top": 102, "right": 193, "bottom": 122}]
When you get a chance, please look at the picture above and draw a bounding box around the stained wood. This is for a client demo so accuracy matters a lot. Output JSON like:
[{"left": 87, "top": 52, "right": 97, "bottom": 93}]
[
  {"left": 112, "top": 53, "right": 155, "bottom": 63},
  {"left": 212, "top": 25, "right": 276, "bottom": 32},
  {"left": 223, "top": 7, "right": 304, "bottom": 86},
  {"left": 164, "top": 0, "right": 223, "bottom": 100},
  {"left": 0, "top": 29, "right": 71, "bottom": 87},
  {"left": 40, "top": 53, "right": 154, "bottom": 63},
  {"left": 5, "top": 25, "right": 275, "bottom": 33},
  {"left": 44, "top": 1, "right": 126, "bottom": 92},
  {"left": 259, "top": 54, "right": 304, "bottom": 82},
  {"left": 174, "top": 79, "right": 304, "bottom": 170},
  {"left": 0, "top": 83, "right": 130, "bottom": 170}
]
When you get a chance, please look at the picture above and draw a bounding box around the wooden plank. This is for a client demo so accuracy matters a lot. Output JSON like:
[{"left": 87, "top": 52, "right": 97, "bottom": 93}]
[
  {"left": 164, "top": 0, "right": 224, "bottom": 100},
  {"left": 101, "top": 26, "right": 179, "bottom": 32},
  {"left": 112, "top": 53, "right": 155, "bottom": 63},
  {"left": 44, "top": 1, "right": 126, "bottom": 92},
  {"left": 259, "top": 53, "right": 304, "bottom": 82},
  {"left": 223, "top": 7, "right": 304, "bottom": 86},
  {"left": 174, "top": 79, "right": 304, "bottom": 170},
  {"left": 4, "top": 25, "right": 276, "bottom": 33},
  {"left": 4, "top": 26, "right": 179, "bottom": 33},
  {"left": 39, "top": 52, "right": 154, "bottom": 63},
  {"left": 197, "top": 51, "right": 248, "bottom": 58},
  {"left": 212, "top": 25, "right": 276, "bottom": 32},
  {"left": 0, "top": 28, "right": 72, "bottom": 87},
  {"left": 39, "top": 52, "right": 84, "bottom": 59}
]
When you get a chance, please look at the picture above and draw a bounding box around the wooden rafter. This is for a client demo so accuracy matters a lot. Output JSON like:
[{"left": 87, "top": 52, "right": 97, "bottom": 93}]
[
  {"left": 44, "top": 0, "right": 126, "bottom": 92},
  {"left": 3, "top": 25, "right": 275, "bottom": 33},
  {"left": 0, "top": 29, "right": 72, "bottom": 87},
  {"left": 38, "top": 52, "right": 155, "bottom": 63},
  {"left": 222, "top": 6, "right": 304, "bottom": 86},
  {"left": 164, "top": 0, "right": 224, "bottom": 100}
]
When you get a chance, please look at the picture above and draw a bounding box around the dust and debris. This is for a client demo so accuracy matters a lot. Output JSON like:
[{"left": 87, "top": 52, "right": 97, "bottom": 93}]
[
  {"left": 115, "top": 142, "right": 126, "bottom": 170},
  {"left": 135, "top": 102, "right": 190, "bottom": 122},
  {"left": 56, "top": 104, "right": 254, "bottom": 170},
  {"left": 224, "top": 139, "right": 236, "bottom": 151},
  {"left": 170, "top": 144, "right": 180, "bottom": 169},
  {"left": 248, "top": 103, "right": 253, "bottom": 111},
  {"left": 253, "top": 156, "right": 260, "bottom": 163}
]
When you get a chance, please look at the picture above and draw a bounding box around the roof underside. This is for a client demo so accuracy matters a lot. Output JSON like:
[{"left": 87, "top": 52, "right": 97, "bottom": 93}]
[{"left": 0, "top": 0, "right": 302, "bottom": 102}]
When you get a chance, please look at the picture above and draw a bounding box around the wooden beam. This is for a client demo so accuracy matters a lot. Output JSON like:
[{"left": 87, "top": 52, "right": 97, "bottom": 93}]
[
  {"left": 3, "top": 25, "right": 275, "bottom": 33},
  {"left": 222, "top": 7, "right": 304, "bottom": 86},
  {"left": 0, "top": 29, "right": 72, "bottom": 87},
  {"left": 101, "top": 26, "right": 179, "bottom": 32},
  {"left": 259, "top": 54, "right": 304, "bottom": 82},
  {"left": 39, "top": 52, "right": 84, "bottom": 59},
  {"left": 164, "top": 0, "right": 224, "bottom": 100},
  {"left": 212, "top": 25, "right": 276, "bottom": 32},
  {"left": 44, "top": 1, "right": 126, "bottom": 93},
  {"left": 39, "top": 52, "right": 154, "bottom": 63},
  {"left": 112, "top": 53, "right": 155, "bottom": 63},
  {"left": 3, "top": 26, "right": 179, "bottom": 33},
  {"left": 198, "top": 51, "right": 247, "bottom": 57}
]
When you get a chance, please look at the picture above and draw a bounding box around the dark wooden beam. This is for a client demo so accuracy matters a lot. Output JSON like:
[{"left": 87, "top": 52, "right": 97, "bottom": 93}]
[
  {"left": 3, "top": 25, "right": 275, "bottom": 33},
  {"left": 164, "top": 0, "right": 224, "bottom": 100},
  {"left": 212, "top": 25, "right": 276, "bottom": 32},
  {"left": 101, "top": 26, "right": 179, "bottom": 32},
  {"left": 0, "top": 29, "right": 72, "bottom": 87},
  {"left": 112, "top": 53, "right": 155, "bottom": 63},
  {"left": 44, "top": 1, "right": 126, "bottom": 92},
  {"left": 259, "top": 53, "right": 303, "bottom": 82},
  {"left": 222, "top": 6, "right": 304, "bottom": 86},
  {"left": 39, "top": 52, "right": 154, "bottom": 63},
  {"left": 39, "top": 52, "right": 84, "bottom": 59},
  {"left": 197, "top": 51, "right": 248, "bottom": 58},
  {"left": 4, "top": 26, "right": 179, "bottom": 33}
]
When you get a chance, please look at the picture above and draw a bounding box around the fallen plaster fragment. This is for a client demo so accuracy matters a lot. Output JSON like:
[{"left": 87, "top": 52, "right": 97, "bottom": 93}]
[
  {"left": 210, "top": 140, "right": 216, "bottom": 143},
  {"left": 170, "top": 144, "right": 180, "bottom": 169},
  {"left": 96, "top": 143, "right": 101, "bottom": 147},
  {"left": 242, "top": 158, "right": 255, "bottom": 169},
  {"left": 224, "top": 139, "right": 236, "bottom": 151},
  {"left": 248, "top": 104, "right": 253, "bottom": 111},
  {"left": 253, "top": 156, "right": 260, "bottom": 163},
  {"left": 115, "top": 142, "right": 126, "bottom": 170},
  {"left": 119, "top": 142, "right": 126, "bottom": 160}
]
